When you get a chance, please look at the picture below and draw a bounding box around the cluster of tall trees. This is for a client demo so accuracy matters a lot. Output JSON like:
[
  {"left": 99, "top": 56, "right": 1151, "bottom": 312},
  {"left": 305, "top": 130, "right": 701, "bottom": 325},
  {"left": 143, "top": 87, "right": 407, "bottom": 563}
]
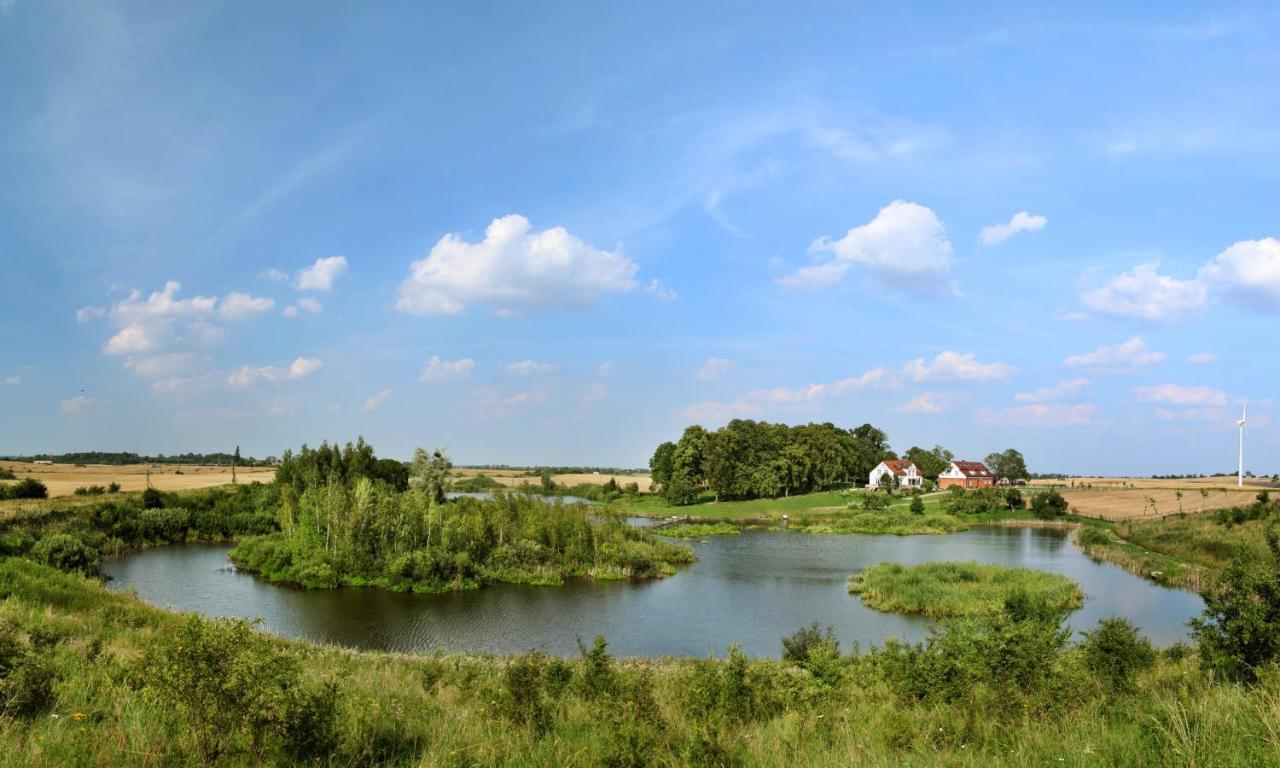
[
  {"left": 649, "top": 421, "right": 894, "bottom": 504},
  {"left": 4, "top": 451, "right": 275, "bottom": 467}
]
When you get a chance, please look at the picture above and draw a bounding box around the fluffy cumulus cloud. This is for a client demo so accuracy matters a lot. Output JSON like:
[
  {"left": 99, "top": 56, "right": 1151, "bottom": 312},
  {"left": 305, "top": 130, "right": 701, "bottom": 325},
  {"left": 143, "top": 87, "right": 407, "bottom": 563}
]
[
  {"left": 1064, "top": 337, "right": 1165, "bottom": 373},
  {"left": 902, "top": 351, "right": 1016, "bottom": 383},
  {"left": 61, "top": 395, "right": 94, "bottom": 415},
  {"left": 1197, "top": 238, "right": 1280, "bottom": 311},
  {"left": 295, "top": 256, "right": 348, "bottom": 292},
  {"left": 396, "top": 215, "right": 639, "bottom": 316},
  {"left": 779, "top": 201, "right": 955, "bottom": 295},
  {"left": 697, "top": 357, "right": 733, "bottom": 382},
  {"left": 227, "top": 357, "right": 322, "bottom": 388},
  {"left": 1014, "top": 378, "right": 1090, "bottom": 403},
  {"left": 894, "top": 392, "right": 953, "bottom": 414},
  {"left": 419, "top": 356, "right": 475, "bottom": 383},
  {"left": 362, "top": 388, "right": 393, "bottom": 412},
  {"left": 988, "top": 403, "right": 1096, "bottom": 427},
  {"left": 683, "top": 368, "right": 886, "bottom": 422},
  {"left": 1081, "top": 262, "right": 1208, "bottom": 321},
  {"left": 92, "top": 282, "right": 274, "bottom": 357},
  {"left": 979, "top": 211, "right": 1047, "bottom": 246},
  {"left": 1080, "top": 238, "right": 1280, "bottom": 321},
  {"left": 504, "top": 360, "right": 553, "bottom": 376},
  {"left": 1135, "top": 384, "right": 1228, "bottom": 407},
  {"left": 1188, "top": 352, "right": 1216, "bottom": 364}
]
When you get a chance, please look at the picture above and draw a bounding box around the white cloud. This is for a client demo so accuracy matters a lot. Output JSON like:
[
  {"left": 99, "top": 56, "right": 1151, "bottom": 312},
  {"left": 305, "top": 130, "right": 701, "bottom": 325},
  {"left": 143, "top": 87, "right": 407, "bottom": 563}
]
[
  {"left": 261, "top": 268, "right": 290, "bottom": 283},
  {"left": 396, "top": 215, "right": 638, "bottom": 316},
  {"left": 281, "top": 306, "right": 298, "bottom": 318},
  {"left": 1154, "top": 407, "right": 1230, "bottom": 423},
  {"left": 1014, "top": 378, "right": 1090, "bottom": 403},
  {"left": 682, "top": 368, "right": 886, "bottom": 422},
  {"left": 697, "top": 357, "right": 734, "bottom": 382},
  {"left": 151, "top": 377, "right": 204, "bottom": 395},
  {"left": 5, "top": 375, "right": 20, "bottom": 385},
  {"left": 76, "top": 306, "right": 104, "bottom": 323},
  {"left": 296, "top": 297, "right": 322, "bottom": 314},
  {"left": 226, "top": 357, "right": 321, "bottom": 388},
  {"left": 266, "top": 396, "right": 298, "bottom": 416},
  {"left": 289, "top": 357, "right": 322, "bottom": 379},
  {"left": 894, "top": 392, "right": 953, "bottom": 414},
  {"left": 1064, "top": 337, "right": 1165, "bottom": 373},
  {"left": 61, "top": 395, "right": 93, "bottom": 415},
  {"left": 979, "top": 211, "right": 1047, "bottom": 246},
  {"left": 1197, "top": 238, "right": 1280, "bottom": 312},
  {"left": 645, "top": 279, "right": 679, "bottom": 301},
  {"left": 124, "top": 353, "right": 197, "bottom": 379},
  {"left": 989, "top": 403, "right": 1095, "bottom": 428},
  {"left": 419, "top": 356, "right": 475, "bottom": 383},
  {"left": 104, "top": 323, "right": 162, "bottom": 355},
  {"left": 1135, "top": 384, "right": 1228, "bottom": 407},
  {"left": 295, "top": 256, "right": 348, "bottom": 292},
  {"left": 362, "top": 388, "right": 393, "bottom": 412},
  {"left": 218, "top": 292, "right": 275, "bottom": 320},
  {"left": 183, "top": 321, "right": 228, "bottom": 347},
  {"left": 778, "top": 200, "right": 955, "bottom": 295},
  {"left": 1188, "top": 352, "right": 1216, "bottom": 364},
  {"left": 504, "top": 360, "right": 553, "bottom": 376},
  {"left": 902, "top": 351, "right": 1016, "bottom": 383},
  {"left": 1081, "top": 262, "right": 1208, "bottom": 321}
]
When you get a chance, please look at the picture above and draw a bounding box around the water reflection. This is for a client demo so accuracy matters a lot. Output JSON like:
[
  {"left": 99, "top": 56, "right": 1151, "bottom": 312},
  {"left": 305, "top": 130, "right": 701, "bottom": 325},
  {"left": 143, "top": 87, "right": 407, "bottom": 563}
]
[{"left": 102, "top": 527, "right": 1203, "bottom": 657}]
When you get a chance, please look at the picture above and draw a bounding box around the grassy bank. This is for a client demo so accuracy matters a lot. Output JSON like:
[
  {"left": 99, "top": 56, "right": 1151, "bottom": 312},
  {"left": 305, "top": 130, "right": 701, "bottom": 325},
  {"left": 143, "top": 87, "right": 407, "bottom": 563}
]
[
  {"left": 848, "top": 561, "right": 1084, "bottom": 618},
  {"left": 3, "top": 555, "right": 1280, "bottom": 766}
]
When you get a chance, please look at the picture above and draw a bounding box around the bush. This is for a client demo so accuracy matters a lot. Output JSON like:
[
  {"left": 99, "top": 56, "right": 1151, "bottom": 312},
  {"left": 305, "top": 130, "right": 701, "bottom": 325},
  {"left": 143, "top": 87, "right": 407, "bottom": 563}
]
[
  {"left": 500, "top": 651, "right": 553, "bottom": 733},
  {"left": 1032, "top": 490, "right": 1068, "bottom": 519},
  {"left": 1005, "top": 489, "right": 1024, "bottom": 510},
  {"left": 0, "top": 618, "right": 57, "bottom": 719},
  {"left": 1190, "top": 528, "right": 1280, "bottom": 683},
  {"left": 107, "top": 481, "right": 121, "bottom": 493},
  {"left": 781, "top": 622, "right": 839, "bottom": 663},
  {"left": 2, "top": 479, "right": 47, "bottom": 500},
  {"left": 0, "top": 468, "right": 16, "bottom": 480},
  {"left": 31, "top": 534, "right": 101, "bottom": 575},
  {"left": 277, "top": 681, "right": 340, "bottom": 761},
  {"left": 909, "top": 496, "right": 925, "bottom": 515},
  {"left": 576, "top": 635, "right": 618, "bottom": 699},
  {"left": 1081, "top": 617, "right": 1155, "bottom": 691},
  {"left": 1078, "top": 526, "right": 1110, "bottom": 547}
]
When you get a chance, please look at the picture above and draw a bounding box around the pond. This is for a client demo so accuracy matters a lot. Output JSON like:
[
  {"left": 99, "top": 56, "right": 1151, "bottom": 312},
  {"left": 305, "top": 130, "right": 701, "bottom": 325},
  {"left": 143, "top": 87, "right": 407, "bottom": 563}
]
[{"left": 101, "top": 526, "right": 1203, "bottom": 658}]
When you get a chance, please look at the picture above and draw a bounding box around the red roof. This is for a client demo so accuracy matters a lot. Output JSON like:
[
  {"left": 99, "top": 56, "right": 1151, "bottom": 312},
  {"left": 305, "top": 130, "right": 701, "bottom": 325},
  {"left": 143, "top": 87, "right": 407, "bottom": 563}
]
[
  {"left": 882, "top": 459, "right": 916, "bottom": 476},
  {"left": 950, "top": 461, "right": 993, "bottom": 478}
]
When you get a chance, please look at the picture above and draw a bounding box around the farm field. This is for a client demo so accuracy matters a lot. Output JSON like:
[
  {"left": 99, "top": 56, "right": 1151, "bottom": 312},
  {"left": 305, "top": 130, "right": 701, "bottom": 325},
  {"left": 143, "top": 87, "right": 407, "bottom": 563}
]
[
  {"left": 0, "top": 460, "right": 275, "bottom": 497},
  {"left": 451, "top": 467, "right": 653, "bottom": 492},
  {"left": 1029, "top": 475, "right": 1274, "bottom": 520}
]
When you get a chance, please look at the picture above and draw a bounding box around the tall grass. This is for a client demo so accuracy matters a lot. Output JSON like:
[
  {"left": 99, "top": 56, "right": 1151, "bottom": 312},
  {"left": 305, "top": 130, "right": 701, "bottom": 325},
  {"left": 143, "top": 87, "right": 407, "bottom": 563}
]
[{"left": 849, "top": 561, "right": 1083, "bottom": 618}]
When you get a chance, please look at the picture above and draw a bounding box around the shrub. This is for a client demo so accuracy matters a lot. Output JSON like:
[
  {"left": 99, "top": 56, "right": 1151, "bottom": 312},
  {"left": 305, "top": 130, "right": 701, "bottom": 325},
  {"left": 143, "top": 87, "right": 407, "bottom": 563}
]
[
  {"left": 1190, "top": 528, "right": 1280, "bottom": 683},
  {"left": 3, "top": 479, "right": 47, "bottom": 500},
  {"left": 909, "top": 496, "right": 925, "bottom": 515},
  {"left": 576, "top": 635, "right": 617, "bottom": 699},
  {"left": 781, "top": 622, "right": 839, "bottom": 663},
  {"left": 500, "top": 651, "right": 553, "bottom": 733},
  {"left": 1078, "top": 526, "right": 1110, "bottom": 547},
  {"left": 31, "top": 534, "right": 101, "bottom": 575},
  {"left": 0, "top": 468, "right": 15, "bottom": 480},
  {"left": 1005, "top": 489, "right": 1024, "bottom": 509},
  {"left": 141, "top": 487, "right": 164, "bottom": 509},
  {"left": 1081, "top": 617, "right": 1155, "bottom": 691},
  {"left": 1032, "top": 490, "right": 1068, "bottom": 519},
  {"left": 107, "top": 481, "right": 121, "bottom": 493},
  {"left": 0, "top": 618, "right": 57, "bottom": 719},
  {"left": 276, "top": 681, "right": 340, "bottom": 761}
]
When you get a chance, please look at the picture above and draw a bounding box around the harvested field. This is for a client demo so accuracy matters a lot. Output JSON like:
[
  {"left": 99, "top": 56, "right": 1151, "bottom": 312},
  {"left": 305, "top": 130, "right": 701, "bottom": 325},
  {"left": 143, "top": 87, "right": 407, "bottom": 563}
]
[
  {"left": 1031, "top": 475, "right": 1276, "bottom": 491},
  {"left": 450, "top": 467, "right": 653, "bottom": 492},
  {"left": 1060, "top": 487, "right": 1261, "bottom": 521},
  {"left": 0, "top": 460, "right": 275, "bottom": 498}
]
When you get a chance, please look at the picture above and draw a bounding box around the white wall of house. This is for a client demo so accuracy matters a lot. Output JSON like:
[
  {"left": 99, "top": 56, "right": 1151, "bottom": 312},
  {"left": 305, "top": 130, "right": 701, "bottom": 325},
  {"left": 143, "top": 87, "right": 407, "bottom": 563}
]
[{"left": 869, "top": 462, "right": 922, "bottom": 489}]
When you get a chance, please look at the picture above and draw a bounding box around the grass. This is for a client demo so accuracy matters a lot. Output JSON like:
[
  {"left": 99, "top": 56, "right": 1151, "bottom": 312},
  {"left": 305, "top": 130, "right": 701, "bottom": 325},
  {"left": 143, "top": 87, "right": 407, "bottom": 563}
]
[
  {"left": 4, "top": 555, "right": 1280, "bottom": 766},
  {"left": 848, "top": 561, "right": 1084, "bottom": 618},
  {"left": 657, "top": 522, "right": 741, "bottom": 538}
]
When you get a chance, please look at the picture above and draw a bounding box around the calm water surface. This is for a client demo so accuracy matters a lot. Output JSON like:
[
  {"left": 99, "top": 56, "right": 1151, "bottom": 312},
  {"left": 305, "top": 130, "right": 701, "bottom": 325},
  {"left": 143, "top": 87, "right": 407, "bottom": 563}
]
[{"left": 102, "top": 527, "right": 1202, "bottom": 657}]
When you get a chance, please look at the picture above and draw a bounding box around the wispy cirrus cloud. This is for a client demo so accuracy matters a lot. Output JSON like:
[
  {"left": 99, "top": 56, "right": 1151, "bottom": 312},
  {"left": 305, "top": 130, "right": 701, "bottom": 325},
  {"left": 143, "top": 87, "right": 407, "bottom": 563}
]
[
  {"left": 1064, "top": 337, "right": 1164, "bottom": 373},
  {"left": 979, "top": 211, "right": 1047, "bottom": 246}
]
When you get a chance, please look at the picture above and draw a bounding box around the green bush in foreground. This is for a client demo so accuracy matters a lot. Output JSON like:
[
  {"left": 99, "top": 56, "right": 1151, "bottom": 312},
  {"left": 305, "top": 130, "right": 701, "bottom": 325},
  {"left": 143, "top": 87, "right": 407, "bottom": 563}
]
[
  {"left": 1191, "top": 526, "right": 1280, "bottom": 683},
  {"left": 1081, "top": 616, "right": 1156, "bottom": 691},
  {"left": 848, "top": 561, "right": 1083, "bottom": 618}
]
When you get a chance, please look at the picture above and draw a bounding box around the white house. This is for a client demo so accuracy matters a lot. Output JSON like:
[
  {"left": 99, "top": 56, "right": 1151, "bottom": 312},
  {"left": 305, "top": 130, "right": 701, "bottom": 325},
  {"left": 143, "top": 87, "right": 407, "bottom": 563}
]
[{"left": 868, "top": 459, "right": 923, "bottom": 490}]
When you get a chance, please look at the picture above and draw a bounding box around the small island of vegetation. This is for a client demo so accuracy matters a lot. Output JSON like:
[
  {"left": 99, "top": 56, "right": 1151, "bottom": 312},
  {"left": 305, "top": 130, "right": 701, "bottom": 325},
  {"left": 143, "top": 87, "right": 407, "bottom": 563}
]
[
  {"left": 848, "top": 561, "right": 1084, "bottom": 618},
  {"left": 229, "top": 441, "right": 694, "bottom": 591}
]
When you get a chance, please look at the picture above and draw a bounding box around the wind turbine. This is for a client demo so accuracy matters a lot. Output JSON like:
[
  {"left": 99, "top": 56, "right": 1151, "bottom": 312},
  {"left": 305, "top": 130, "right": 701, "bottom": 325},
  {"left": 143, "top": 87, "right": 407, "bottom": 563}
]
[{"left": 1237, "top": 401, "right": 1249, "bottom": 487}]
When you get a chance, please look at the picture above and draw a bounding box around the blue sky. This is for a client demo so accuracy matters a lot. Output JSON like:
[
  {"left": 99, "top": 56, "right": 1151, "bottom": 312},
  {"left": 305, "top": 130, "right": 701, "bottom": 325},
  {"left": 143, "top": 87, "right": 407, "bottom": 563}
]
[{"left": 2, "top": 1, "right": 1278, "bottom": 474}]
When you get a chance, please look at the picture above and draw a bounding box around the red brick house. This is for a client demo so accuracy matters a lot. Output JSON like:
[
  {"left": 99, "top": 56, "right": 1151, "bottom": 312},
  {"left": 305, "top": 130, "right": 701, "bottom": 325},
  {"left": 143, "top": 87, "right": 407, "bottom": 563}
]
[{"left": 938, "top": 460, "right": 996, "bottom": 489}]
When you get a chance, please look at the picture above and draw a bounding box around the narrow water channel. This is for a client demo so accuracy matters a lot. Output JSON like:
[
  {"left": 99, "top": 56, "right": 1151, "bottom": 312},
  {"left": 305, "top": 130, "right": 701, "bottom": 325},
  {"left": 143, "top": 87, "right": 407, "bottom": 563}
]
[{"left": 102, "top": 526, "right": 1203, "bottom": 657}]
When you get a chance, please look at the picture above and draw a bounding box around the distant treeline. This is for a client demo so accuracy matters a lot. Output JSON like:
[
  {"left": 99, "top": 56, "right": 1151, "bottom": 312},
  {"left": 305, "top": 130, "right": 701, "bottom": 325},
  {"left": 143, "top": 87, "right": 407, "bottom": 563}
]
[
  {"left": 455, "top": 465, "right": 648, "bottom": 475},
  {"left": 3, "top": 451, "right": 276, "bottom": 467},
  {"left": 650, "top": 420, "right": 895, "bottom": 504}
]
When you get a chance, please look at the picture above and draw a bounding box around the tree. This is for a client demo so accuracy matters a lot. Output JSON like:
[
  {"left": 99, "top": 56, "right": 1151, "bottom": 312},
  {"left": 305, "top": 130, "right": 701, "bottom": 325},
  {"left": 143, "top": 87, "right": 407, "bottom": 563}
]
[
  {"left": 1031, "top": 490, "right": 1067, "bottom": 519},
  {"left": 906, "top": 445, "right": 952, "bottom": 480},
  {"left": 409, "top": 448, "right": 451, "bottom": 505},
  {"left": 878, "top": 472, "right": 898, "bottom": 494},
  {"left": 909, "top": 496, "right": 925, "bottom": 515},
  {"left": 985, "top": 449, "right": 1030, "bottom": 482},
  {"left": 1190, "top": 528, "right": 1280, "bottom": 683},
  {"left": 232, "top": 445, "right": 241, "bottom": 484},
  {"left": 648, "top": 442, "right": 676, "bottom": 491}
]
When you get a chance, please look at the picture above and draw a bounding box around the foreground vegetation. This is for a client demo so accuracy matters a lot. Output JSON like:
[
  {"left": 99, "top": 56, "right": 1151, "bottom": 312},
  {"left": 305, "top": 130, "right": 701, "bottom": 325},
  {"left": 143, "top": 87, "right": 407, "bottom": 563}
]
[
  {"left": 848, "top": 562, "right": 1084, "bottom": 618},
  {"left": 4, "top": 548, "right": 1280, "bottom": 766}
]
